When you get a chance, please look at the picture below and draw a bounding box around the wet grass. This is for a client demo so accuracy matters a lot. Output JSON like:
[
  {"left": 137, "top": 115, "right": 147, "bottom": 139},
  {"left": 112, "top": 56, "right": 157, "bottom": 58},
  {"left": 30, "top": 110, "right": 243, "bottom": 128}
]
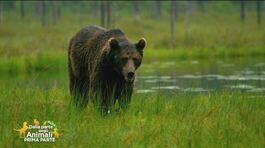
[{"left": 0, "top": 85, "right": 264, "bottom": 147}]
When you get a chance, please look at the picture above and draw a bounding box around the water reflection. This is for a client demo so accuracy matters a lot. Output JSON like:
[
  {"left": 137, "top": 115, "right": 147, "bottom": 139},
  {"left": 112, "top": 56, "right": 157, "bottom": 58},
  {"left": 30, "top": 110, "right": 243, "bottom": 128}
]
[
  {"left": 151, "top": 86, "right": 181, "bottom": 90},
  {"left": 224, "top": 84, "right": 255, "bottom": 89},
  {"left": 136, "top": 58, "right": 265, "bottom": 94}
]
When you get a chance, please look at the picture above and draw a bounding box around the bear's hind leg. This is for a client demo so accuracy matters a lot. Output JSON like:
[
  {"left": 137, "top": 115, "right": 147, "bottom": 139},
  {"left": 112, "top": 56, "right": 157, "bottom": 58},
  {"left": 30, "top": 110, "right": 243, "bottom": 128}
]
[{"left": 70, "top": 75, "right": 89, "bottom": 109}]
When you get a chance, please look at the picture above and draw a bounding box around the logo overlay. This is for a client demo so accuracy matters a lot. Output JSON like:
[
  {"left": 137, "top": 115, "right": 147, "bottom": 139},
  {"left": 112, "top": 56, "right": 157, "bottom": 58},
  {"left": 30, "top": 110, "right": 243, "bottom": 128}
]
[{"left": 14, "top": 119, "right": 62, "bottom": 143}]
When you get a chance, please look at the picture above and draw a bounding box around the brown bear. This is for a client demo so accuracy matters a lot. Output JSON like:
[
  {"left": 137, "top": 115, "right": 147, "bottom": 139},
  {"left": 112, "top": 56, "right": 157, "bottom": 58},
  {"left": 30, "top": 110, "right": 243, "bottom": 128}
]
[{"left": 68, "top": 25, "right": 146, "bottom": 114}]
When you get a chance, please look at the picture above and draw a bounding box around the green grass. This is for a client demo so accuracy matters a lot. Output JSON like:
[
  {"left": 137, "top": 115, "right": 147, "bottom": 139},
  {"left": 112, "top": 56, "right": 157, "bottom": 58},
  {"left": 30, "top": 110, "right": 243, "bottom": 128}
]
[
  {"left": 0, "top": 85, "right": 264, "bottom": 147},
  {"left": 0, "top": 51, "right": 67, "bottom": 73}
]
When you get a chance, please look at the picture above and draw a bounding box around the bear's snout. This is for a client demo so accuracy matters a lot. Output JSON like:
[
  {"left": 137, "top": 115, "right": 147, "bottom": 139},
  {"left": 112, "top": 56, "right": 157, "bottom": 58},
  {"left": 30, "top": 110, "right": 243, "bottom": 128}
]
[
  {"left": 127, "top": 72, "right": 135, "bottom": 79},
  {"left": 122, "top": 59, "right": 136, "bottom": 82},
  {"left": 124, "top": 70, "right": 135, "bottom": 83}
]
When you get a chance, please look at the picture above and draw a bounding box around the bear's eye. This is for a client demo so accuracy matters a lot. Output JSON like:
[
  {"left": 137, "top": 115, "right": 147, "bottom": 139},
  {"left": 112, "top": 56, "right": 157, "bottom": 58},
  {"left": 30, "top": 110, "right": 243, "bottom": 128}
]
[
  {"left": 121, "top": 57, "right": 128, "bottom": 64},
  {"left": 133, "top": 58, "right": 140, "bottom": 66}
]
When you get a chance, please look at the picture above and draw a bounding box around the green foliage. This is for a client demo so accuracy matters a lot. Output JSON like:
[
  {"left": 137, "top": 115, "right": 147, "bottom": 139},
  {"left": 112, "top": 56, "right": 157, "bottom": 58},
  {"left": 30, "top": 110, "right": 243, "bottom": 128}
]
[{"left": 0, "top": 86, "right": 264, "bottom": 147}]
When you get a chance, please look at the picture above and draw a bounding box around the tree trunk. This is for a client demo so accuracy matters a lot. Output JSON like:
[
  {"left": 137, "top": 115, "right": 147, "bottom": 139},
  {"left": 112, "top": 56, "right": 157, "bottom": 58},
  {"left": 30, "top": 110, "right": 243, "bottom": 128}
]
[
  {"left": 106, "top": 1, "right": 111, "bottom": 28},
  {"left": 111, "top": 2, "right": 115, "bottom": 28},
  {"left": 0, "top": 1, "right": 3, "bottom": 23},
  {"left": 175, "top": 1, "right": 178, "bottom": 20},
  {"left": 197, "top": 0, "right": 205, "bottom": 14},
  {"left": 91, "top": 1, "right": 99, "bottom": 19},
  {"left": 20, "top": 1, "right": 25, "bottom": 18},
  {"left": 100, "top": 1, "right": 106, "bottom": 27},
  {"left": 133, "top": 1, "right": 140, "bottom": 22},
  {"left": 52, "top": 1, "right": 56, "bottom": 25},
  {"left": 34, "top": 1, "right": 39, "bottom": 17},
  {"left": 256, "top": 0, "right": 261, "bottom": 24},
  {"left": 57, "top": 2, "right": 61, "bottom": 20},
  {"left": 154, "top": 1, "right": 161, "bottom": 19},
  {"left": 184, "top": 1, "right": 195, "bottom": 32},
  {"left": 170, "top": 0, "right": 176, "bottom": 47},
  {"left": 52, "top": 1, "right": 60, "bottom": 25},
  {"left": 39, "top": 1, "right": 46, "bottom": 26},
  {"left": 240, "top": 0, "right": 245, "bottom": 22}
]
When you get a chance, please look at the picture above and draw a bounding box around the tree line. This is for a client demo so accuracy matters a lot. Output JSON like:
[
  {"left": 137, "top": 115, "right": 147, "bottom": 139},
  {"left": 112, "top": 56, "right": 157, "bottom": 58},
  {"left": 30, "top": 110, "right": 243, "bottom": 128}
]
[{"left": 0, "top": 1, "right": 264, "bottom": 46}]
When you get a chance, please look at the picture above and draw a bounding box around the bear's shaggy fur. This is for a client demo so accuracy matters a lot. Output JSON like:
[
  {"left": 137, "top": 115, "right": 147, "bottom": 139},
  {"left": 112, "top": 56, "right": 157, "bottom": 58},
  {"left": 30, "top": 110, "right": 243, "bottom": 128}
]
[{"left": 68, "top": 25, "right": 146, "bottom": 113}]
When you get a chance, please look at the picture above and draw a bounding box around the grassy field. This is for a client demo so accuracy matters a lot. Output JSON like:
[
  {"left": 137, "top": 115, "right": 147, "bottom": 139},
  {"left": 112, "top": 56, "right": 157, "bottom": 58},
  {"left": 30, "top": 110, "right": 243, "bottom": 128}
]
[{"left": 0, "top": 85, "right": 264, "bottom": 147}]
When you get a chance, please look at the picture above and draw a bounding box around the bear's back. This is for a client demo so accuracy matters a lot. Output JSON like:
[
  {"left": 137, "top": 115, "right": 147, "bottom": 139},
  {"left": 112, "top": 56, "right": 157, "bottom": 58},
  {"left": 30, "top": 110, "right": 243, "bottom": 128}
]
[
  {"left": 74, "top": 25, "right": 106, "bottom": 47},
  {"left": 68, "top": 25, "right": 127, "bottom": 79}
]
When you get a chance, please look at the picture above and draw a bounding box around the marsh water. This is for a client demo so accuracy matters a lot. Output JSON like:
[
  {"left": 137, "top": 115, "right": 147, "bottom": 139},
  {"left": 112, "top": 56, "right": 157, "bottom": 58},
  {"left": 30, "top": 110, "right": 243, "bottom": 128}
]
[
  {"left": 1, "top": 57, "right": 265, "bottom": 96},
  {"left": 135, "top": 57, "right": 265, "bottom": 96}
]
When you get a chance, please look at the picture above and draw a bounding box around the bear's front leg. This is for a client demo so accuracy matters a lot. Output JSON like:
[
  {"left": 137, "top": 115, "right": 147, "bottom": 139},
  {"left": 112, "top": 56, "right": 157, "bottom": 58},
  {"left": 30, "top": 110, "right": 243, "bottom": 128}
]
[
  {"left": 118, "top": 86, "right": 133, "bottom": 110},
  {"left": 100, "top": 85, "right": 116, "bottom": 115},
  {"left": 101, "top": 96, "right": 111, "bottom": 115}
]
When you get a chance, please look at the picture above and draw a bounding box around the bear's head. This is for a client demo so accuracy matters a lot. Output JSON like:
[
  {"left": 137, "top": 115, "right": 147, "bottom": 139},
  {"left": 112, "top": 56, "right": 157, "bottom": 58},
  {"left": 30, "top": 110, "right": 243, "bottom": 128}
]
[{"left": 108, "top": 38, "right": 146, "bottom": 83}]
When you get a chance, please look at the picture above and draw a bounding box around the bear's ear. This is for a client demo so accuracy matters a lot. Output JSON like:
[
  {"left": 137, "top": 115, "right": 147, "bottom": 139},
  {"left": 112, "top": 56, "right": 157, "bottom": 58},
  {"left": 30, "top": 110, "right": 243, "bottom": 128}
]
[
  {"left": 109, "top": 38, "right": 120, "bottom": 50},
  {"left": 136, "top": 38, "right": 146, "bottom": 51}
]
